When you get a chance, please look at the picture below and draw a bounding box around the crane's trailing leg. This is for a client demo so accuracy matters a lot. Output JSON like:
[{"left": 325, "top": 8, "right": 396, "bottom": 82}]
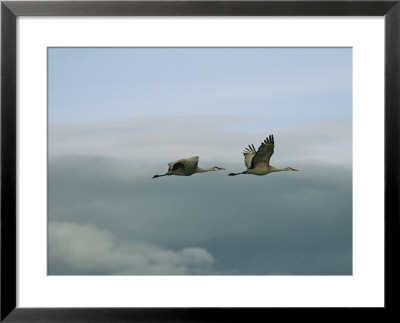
[
  {"left": 152, "top": 174, "right": 169, "bottom": 179},
  {"left": 228, "top": 171, "right": 246, "bottom": 176}
]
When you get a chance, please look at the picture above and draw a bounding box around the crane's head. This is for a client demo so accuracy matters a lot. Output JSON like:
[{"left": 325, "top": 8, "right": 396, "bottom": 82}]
[
  {"left": 286, "top": 167, "right": 298, "bottom": 171},
  {"left": 212, "top": 166, "right": 225, "bottom": 171}
]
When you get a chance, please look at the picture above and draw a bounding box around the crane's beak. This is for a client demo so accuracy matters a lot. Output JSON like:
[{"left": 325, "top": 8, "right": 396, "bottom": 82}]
[
  {"left": 292, "top": 168, "right": 298, "bottom": 171},
  {"left": 218, "top": 167, "right": 225, "bottom": 170}
]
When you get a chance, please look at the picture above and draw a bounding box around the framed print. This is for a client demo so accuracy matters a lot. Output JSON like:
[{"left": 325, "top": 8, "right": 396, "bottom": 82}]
[{"left": 1, "top": 0, "right": 399, "bottom": 321}]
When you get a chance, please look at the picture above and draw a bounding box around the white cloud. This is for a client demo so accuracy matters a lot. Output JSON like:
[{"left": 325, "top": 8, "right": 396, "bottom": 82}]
[{"left": 49, "top": 221, "right": 215, "bottom": 275}]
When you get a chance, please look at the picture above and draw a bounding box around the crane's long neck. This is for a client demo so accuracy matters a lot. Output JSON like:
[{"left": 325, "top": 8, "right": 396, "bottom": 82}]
[
  {"left": 268, "top": 166, "right": 290, "bottom": 172},
  {"left": 196, "top": 167, "right": 215, "bottom": 173}
]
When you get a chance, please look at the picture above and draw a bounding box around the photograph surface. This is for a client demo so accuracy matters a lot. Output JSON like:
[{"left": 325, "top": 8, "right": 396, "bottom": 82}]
[{"left": 48, "top": 47, "right": 352, "bottom": 275}]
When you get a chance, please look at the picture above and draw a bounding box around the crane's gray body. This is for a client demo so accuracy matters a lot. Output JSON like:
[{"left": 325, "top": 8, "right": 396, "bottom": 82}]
[
  {"left": 153, "top": 156, "right": 224, "bottom": 178},
  {"left": 167, "top": 156, "right": 199, "bottom": 176}
]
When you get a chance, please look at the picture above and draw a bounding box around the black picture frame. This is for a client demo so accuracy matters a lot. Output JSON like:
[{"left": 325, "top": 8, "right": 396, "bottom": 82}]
[{"left": 1, "top": 1, "right": 399, "bottom": 321}]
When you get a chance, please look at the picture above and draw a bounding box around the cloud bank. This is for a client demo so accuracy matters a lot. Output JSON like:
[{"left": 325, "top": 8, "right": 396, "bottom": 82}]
[
  {"left": 49, "top": 221, "right": 215, "bottom": 275},
  {"left": 48, "top": 117, "right": 352, "bottom": 275},
  {"left": 49, "top": 117, "right": 351, "bottom": 168}
]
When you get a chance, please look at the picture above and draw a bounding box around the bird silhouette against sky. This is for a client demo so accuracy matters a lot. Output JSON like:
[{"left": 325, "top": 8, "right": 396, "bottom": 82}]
[
  {"left": 152, "top": 156, "right": 225, "bottom": 179},
  {"left": 228, "top": 134, "right": 298, "bottom": 176}
]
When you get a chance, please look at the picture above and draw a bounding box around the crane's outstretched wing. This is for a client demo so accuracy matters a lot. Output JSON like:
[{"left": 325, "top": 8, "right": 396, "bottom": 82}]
[
  {"left": 243, "top": 144, "right": 257, "bottom": 169},
  {"left": 168, "top": 156, "right": 199, "bottom": 175},
  {"left": 249, "top": 134, "right": 274, "bottom": 168},
  {"left": 170, "top": 162, "right": 186, "bottom": 175}
]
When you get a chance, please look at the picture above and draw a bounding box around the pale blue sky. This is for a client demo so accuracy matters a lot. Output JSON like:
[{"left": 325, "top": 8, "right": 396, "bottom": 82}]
[{"left": 48, "top": 47, "right": 352, "bottom": 130}]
